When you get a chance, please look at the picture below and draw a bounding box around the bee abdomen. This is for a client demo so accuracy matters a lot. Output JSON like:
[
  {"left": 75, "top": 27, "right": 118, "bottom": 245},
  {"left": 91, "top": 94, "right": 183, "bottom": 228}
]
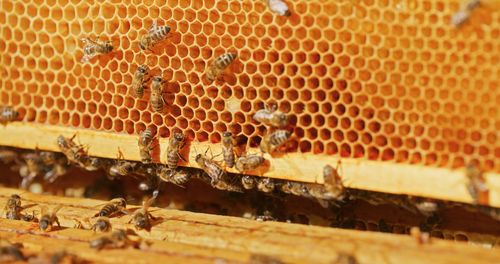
[
  {"left": 152, "top": 26, "right": 171, "bottom": 41},
  {"left": 99, "top": 204, "right": 116, "bottom": 217},
  {"left": 223, "top": 149, "right": 235, "bottom": 168},
  {"left": 215, "top": 53, "right": 237, "bottom": 69},
  {"left": 269, "top": 130, "right": 291, "bottom": 146},
  {"left": 166, "top": 151, "right": 180, "bottom": 169}
]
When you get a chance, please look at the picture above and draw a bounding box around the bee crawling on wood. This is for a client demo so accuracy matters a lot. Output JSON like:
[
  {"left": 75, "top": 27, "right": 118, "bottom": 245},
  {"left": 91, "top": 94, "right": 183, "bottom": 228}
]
[
  {"left": 257, "top": 178, "right": 275, "bottom": 193},
  {"left": 0, "top": 105, "right": 19, "bottom": 124},
  {"left": 165, "top": 132, "right": 186, "bottom": 170},
  {"left": 195, "top": 149, "right": 241, "bottom": 192},
  {"left": 241, "top": 175, "right": 257, "bottom": 190},
  {"left": 205, "top": 53, "right": 238, "bottom": 83},
  {"left": 0, "top": 241, "right": 25, "bottom": 262},
  {"left": 158, "top": 167, "right": 191, "bottom": 187},
  {"left": 221, "top": 132, "right": 236, "bottom": 168},
  {"left": 260, "top": 130, "right": 292, "bottom": 154},
  {"left": 138, "top": 128, "right": 156, "bottom": 164},
  {"left": 281, "top": 181, "right": 309, "bottom": 197},
  {"left": 139, "top": 20, "right": 171, "bottom": 51},
  {"left": 80, "top": 36, "right": 113, "bottom": 63},
  {"left": 56, "top": 134, "right": 89, "bottom": 167},
  {"left": 150, "top": 75, "right": 167, "bottom": 112},
  {"left": 253, "top": 104, "right": 289, "bottom": 128},
  {"left": 92, "top": 217, "right": 112, "bottom": 232},
  {"left": 95, "top": 198, "right": 127, "bottom": 218},
  {"left": 38, "top": 205, "right": 62, "bottom": 232},
  {"left": 131, "top": 64, "right": 150, "bottom": 99},
  {"left": 4, "top": 194, "right": 22, "bottom": 220},
  {"left": 267, "top": 0, "right": 291, "bottom": 16},
  {"left": 108, "top": 150, "right": 137, "bottom": 180},
  {"left": 90, "top": 229, "right": 140, "bottom": 250},
  {"left": 465, "top": 162, "right": 489, "bottom": 204},
  {"left": 235, "top": 154, "right": 265, "bottom": 173},
  {"left": 322, "top": 162, "right": 346, "bottom": 199},
  {"left": 128, "top": 195, "right": 158, "bottom": 230}
]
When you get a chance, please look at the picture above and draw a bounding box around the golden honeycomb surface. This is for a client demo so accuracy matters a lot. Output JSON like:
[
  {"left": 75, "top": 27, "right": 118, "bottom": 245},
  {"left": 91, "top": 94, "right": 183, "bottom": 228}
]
[{"left": 0, "top": 0, "right": 498, "bottom": 172}]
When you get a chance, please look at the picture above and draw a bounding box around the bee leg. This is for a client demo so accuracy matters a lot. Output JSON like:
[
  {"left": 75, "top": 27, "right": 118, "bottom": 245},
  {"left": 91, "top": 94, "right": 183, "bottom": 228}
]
[
  {"left": 56, "top": 218, "right": 61, "bottom": 227},
  {"left": 177, "top": 153, "right": 187, "bottom": 163}
]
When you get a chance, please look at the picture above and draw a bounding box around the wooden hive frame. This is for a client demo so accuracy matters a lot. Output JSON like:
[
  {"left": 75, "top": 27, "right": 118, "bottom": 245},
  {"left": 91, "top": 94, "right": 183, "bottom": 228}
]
[{"left": 1, "top": 187, "right": 500, "bottom": 264}]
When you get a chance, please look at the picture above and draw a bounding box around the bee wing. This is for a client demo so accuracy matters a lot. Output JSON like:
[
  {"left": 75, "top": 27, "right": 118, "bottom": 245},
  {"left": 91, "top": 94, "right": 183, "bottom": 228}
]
[
  {"left": 51, "top": 204, "right": 63, "bottom": 215},
  {"left": 39, "top": 205, "right": 47, "bottom": 216},
  {"left": 148, "top": 20, "right": 158, "bottom": 33}
]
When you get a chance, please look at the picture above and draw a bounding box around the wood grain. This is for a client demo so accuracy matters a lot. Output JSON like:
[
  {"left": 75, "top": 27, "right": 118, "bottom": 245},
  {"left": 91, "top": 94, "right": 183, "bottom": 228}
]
[
  {"left": 1, "top": 187, "right": 500, "bottom": 264},
  {"left": 0, "top": 123, "right": 499, "bottom": 208}
]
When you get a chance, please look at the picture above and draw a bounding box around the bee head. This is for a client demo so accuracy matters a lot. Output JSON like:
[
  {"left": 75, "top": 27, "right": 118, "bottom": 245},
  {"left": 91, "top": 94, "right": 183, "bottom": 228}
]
[
  {"left": 173, "top": 132, "right": 184, "bottom": 142},
  {"left": 153, "top": 76, "right": 162, "bottom": 83},
  {"left": 39, "top": 220, "right": 49, "bottom": 231},
  {"left": 138, "top": 65, "right": 148, "bottom": 73},
  {"left": 135, "top": 218, "right": 147, "bottom": 229},
  {"left": 222, "top": 132, "right": 232, "bottom": 138},
  {"left": 194, "top": 154, "right": 202, "bottom": 163},
  {"left": 56, "top": 136, "right": 67, "bottom": 148}
]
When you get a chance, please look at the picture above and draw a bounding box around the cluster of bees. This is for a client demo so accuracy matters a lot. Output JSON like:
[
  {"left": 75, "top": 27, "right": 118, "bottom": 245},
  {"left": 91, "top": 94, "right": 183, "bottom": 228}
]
[
  {"left": 0, "top": 241, "right": 83, "bottom": 263},
  {"left": 2, "top": 193, "right": 153, "bottom": 250}
]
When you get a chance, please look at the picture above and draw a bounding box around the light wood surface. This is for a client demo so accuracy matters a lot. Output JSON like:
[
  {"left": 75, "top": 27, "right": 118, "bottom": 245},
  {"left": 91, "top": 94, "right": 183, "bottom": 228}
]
[
  {"left": 1, "top": 187, "right": 500, "bottom": 264},
  {"left": 0, "top": 123, "right": 499, "bottom": 208}
]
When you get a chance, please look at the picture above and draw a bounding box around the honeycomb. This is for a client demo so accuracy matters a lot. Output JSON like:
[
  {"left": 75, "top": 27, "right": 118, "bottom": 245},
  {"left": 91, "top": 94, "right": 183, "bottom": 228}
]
[{"left": 0, "top": 0, "right": 499, "bottom": 172}]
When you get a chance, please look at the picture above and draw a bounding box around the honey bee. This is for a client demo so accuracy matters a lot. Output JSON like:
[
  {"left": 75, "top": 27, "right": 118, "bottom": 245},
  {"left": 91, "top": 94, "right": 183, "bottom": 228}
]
[
  {"left": 131, "top": 65, "right": 150, "bottom": 99},
  {"left": 19, "top": 153, "right": 45, "bottom": 189},
  {"left": 56, "top": 134, "right": 89, "bottom": 167},
  {"left": 0, "top": 105, "right": 19, "bottom": 123},
  {"left": 465, "top": 163, "right": 488, "bottom": 204},
  {"left": 139, "top": 20, "right": 171, "bottom": 51},
  {"left": 253, "top": 105, "right": 288, "bottom": 128},
  {"left": 260, "top": 130, "right": 291, "bottom": 153},
  {"left": 410, "top": 227, "right": 431, "bottom": 245},
  {"left": 38, "top": 205, "right": 62, "bottom": 232},
  {"left": 323, "top": 163, "right": 345, "bottom": 199},
  {"left": 83, "top": 157, "right": 107, "bottom": 171},
  {"left": 138, "top": 128, "right": 155, "bottom": 164},
  {"left": 165, "top": 132, "right": 185, "bottom": 170},
  {"left": 451, "top": 0, "right": 481, "bottom": 27},
  {"left": 80, "top": 37, "right": 113, "bottom": 63},
  {"left": 241, "top": 175, "right": 256, "bottom": 190},
  {"left": 96, "top": 198, "right": 127, "bottom": 217},
  {"left": 92, "top": 217, "right": 112, "bottom": 232},
  {"left": 158, "top": 167, "right": 190, "bottom": 187},
  {"left": 108, "top": 150, "right": 137, "bottom": 180},
  {"left": 195, "top": 150, "right": 241, "bottom": 192},
  {"left": 267, "top": 0, "right": 291, "bottom": 16},
  {"left": 205, "top": 53, "right": 238, "bottom": 83},
  {"left": 221, "top": 132, "right": 236, "bottom": 168},
  {"left": 90, "top": 229, "right": 138, "bottom": 250},
  {"left": 257, "top": 178, "right": 275, "bottom": 193},
  {"left": 281, "top": 181, "right": 309, "bottom": 197},
  {"left": 0, "top": 241, "right": 25, "bottom": 262},
  {"left": 235, "top": 154, "right": 265, "bottom": 172},
  {"left": 4, "top": 194, "right": 22, "bottom": 220},
  {"left": 129, "top": 195, "right": 157, "bottom": 230},
  {"left": 150, "top": 75, "right": 166, "bottom": 112}
]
